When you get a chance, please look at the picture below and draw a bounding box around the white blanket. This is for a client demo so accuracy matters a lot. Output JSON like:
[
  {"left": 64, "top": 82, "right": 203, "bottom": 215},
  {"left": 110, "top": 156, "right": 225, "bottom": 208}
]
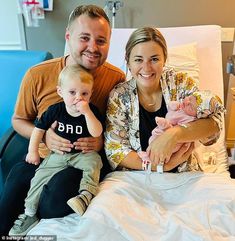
[{"left": 29, "top": 171, "right": 235, "bottom": 241}]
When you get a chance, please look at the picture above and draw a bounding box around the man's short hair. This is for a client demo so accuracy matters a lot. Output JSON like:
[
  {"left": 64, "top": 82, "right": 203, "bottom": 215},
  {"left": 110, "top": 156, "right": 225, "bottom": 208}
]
[{"left": 67, "top": 4, "right": 110, "bottom": 29}]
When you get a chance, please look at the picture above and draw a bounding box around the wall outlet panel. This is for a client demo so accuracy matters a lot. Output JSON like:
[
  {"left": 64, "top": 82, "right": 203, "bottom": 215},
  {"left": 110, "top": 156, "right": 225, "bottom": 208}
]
[{"left": 222, "top": 28, "right": 235, "bottom": 42}]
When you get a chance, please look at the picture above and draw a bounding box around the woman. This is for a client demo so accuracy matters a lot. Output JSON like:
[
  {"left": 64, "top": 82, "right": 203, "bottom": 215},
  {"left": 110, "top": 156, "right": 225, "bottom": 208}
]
[{"left": 104, "top": 27, "right": 224, "bottom": 172}]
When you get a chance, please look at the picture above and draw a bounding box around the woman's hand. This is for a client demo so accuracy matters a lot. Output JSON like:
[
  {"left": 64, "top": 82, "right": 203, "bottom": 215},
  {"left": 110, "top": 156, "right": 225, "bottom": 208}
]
[
  {"left": 163, "top": 142, "right": 194, "bottom": 171},
  {"left": 73, "top": 135, "right": 103, "bottom": 153},
  {"left": 147, "top": 127, "right": 180, "bottom": 165},
  {"left": 44, "top": 121, "right": 73, "bottom": 154}
]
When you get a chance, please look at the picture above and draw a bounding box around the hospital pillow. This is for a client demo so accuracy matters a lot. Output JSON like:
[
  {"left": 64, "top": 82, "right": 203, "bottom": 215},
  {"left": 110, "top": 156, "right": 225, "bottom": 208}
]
[
  {"left": 166, "top": 42, "right": 199, "bottom": 84},
  {"left": 126, "top": 42, "right": 199, "bottom": 82}
]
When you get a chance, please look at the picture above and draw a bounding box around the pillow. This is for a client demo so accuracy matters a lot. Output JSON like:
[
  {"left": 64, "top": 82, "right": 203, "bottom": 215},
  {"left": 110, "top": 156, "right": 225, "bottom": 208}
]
[
  {"left": 126, "top": 42, "right": 200, "bottom": 82},
  {"left": 165, "top": 42, "right": 200, "bottom": 84}
]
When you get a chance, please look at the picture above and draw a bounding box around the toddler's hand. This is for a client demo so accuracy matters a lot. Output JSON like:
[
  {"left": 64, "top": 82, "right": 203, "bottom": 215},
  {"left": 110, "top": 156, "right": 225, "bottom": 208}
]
[
  {"left": 26, "top": 152, "right": 40, "bottom": 165},
  {"left": 76, "top": 101, "right": 90, "bottom": 115}
]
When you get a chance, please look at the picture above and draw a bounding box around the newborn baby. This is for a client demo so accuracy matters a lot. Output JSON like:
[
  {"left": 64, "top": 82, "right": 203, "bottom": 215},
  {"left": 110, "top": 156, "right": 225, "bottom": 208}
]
[{"left": 139, "top": 90, "right": 224, "bottom": 172}]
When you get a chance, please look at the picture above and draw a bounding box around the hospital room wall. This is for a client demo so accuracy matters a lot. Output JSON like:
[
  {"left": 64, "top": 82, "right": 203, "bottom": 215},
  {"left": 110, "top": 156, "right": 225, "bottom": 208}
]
[{"left": 24, "top": 0, "right": 235, "bottom": 99}]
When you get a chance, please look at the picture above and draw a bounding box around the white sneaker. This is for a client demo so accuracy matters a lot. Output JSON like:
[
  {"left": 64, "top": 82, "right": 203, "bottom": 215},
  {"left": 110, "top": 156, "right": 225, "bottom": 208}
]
[{"left": 9, "top": 214, "right": 39, "bottom": 236}]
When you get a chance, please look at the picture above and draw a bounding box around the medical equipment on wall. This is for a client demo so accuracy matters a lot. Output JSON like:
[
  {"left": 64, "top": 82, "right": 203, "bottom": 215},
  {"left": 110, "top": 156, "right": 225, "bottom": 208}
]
[
  {"left": 17, "top": 0, "right": 53, "bottom": 27},
  {"left": 227, "top": 55, "right": 235, "bottom": 76},
  {"left": 104, "top": 1, "right": 124, "bottom": 28}
]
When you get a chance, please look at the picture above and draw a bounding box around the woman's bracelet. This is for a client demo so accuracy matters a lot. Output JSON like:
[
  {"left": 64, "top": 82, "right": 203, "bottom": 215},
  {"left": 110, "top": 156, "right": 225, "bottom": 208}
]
[{"left": 142, "top": 159, "right": 164, "bottom": 174}]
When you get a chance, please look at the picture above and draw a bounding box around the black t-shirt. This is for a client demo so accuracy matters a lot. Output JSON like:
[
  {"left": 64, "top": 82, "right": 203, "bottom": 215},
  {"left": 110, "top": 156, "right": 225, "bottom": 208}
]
[
  {"left": 139, "top": 97, "right": 179, "bottom": 173},
  {"left": 35, "top": 102, "right": 103, "bottom": 152},
  {"left": 139, "top": 96, "right": 167, "bottom": 152}
]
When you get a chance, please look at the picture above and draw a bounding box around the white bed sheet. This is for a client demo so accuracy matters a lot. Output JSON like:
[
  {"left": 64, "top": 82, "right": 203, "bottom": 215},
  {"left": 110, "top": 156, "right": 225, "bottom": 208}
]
[{"left": 29, "top": 171, "right": 235, "bottom": 241}]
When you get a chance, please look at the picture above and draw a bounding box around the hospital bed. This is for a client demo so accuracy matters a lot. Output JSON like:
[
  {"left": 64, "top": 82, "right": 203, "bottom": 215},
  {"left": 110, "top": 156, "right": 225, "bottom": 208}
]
[{"left": 27, "top": 25, "right": 235, "bottom": 240}]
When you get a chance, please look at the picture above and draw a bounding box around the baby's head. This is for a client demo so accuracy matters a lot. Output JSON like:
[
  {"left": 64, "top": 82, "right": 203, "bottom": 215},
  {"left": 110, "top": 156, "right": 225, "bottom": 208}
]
[
  {"left": 181, "top": 90, "right": 222, "bottom": 118},
  {"left": 57, "top": 65, "right": 94, "bottom": 113},
  {"left": 180, "top": 95, "right": 198, "bottom": 117},
  {"left": 168, "top": 98, "right": 197, "bottom": 117}
]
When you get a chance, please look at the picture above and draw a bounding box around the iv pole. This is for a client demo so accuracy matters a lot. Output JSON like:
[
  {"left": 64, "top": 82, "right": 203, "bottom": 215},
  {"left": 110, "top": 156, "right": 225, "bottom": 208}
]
[{"left": 104, "top": 1, "right": 124, "bottom": 28}]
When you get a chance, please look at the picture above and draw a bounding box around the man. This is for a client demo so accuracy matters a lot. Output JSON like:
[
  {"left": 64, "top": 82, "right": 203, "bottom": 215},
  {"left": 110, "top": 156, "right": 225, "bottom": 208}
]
[{"left": 0, "top": 4, "right": 125, "bottom": 235}]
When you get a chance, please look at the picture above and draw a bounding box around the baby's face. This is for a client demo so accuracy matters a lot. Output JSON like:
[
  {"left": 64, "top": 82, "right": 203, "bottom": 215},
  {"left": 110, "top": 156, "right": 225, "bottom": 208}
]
[
  {"left": 181, "top": 96, "right": 197, "bottom": 117},
  {"left": 58, "top": 77, "right": 93, "bottom": 115}
]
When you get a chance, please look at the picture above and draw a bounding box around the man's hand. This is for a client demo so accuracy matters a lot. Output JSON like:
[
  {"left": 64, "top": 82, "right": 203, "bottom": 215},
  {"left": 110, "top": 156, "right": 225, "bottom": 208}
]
[
  {"left": 163, "top": 142, "right": 194, "bottom": 171},
  {"left": 44, "top": 121, "right": 73, "bottom": 154},
  {"left": 73, "top": 136, "right": 103, "bottom": 153}
]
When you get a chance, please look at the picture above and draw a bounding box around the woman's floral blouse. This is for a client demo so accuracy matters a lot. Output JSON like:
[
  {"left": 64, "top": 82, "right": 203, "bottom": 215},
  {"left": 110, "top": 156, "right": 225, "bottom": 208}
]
[{"left": 104, "top": 68, "right": 224, "bottom": 171}]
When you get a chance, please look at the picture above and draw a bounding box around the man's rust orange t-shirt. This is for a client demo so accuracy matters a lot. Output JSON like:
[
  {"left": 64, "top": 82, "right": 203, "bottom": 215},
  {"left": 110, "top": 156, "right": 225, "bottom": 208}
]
[{"left": 14, "top": 56, "right": 125, "bottom": 157}]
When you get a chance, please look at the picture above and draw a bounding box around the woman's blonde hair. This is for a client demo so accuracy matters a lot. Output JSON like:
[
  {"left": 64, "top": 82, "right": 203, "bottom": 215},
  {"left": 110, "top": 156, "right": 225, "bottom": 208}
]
[{"left": 125, "top": 27, "right": 168, "bottom": 64}]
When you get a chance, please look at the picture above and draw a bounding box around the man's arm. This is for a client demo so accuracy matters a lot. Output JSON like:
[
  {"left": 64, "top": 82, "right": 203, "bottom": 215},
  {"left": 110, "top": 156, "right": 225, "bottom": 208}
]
[
  {"left": 12, "top": 114, "right": 35, "bottom": 139},
  {"left": 13, "top": 66, "right": 73, "bottom": 155},
  {"left": 12, "top": 114, "right": 73, "bottom": 154}
]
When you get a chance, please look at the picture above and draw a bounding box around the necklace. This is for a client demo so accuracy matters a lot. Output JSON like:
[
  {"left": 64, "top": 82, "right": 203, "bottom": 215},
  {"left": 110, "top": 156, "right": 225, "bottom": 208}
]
[
  {"left": 138, "top": 85, "right": 162, "bottom": 110},
  {"left": 139, "top": 93, "right": 161, "bottom": 106}
]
